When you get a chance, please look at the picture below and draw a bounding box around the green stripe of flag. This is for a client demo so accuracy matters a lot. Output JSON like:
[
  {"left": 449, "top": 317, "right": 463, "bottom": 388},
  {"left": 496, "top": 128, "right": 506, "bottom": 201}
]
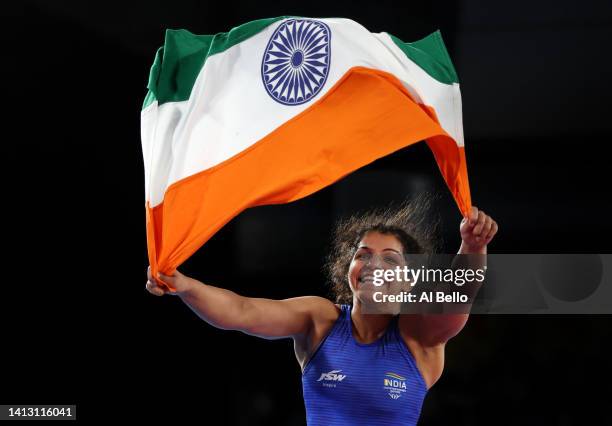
[
  {"left": 143, "top": 18, "right": 459, "bottom": 110},
  {"left": 143, "top": 16, "right": 288, "bottom": 109},
  {"left": 388, "top": 30, "right": 459, "bottom": 85}
]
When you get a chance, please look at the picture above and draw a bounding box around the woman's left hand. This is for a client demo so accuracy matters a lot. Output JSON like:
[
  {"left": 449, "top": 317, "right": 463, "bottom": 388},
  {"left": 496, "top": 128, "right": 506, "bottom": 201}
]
[{"left": 460, "top": 206, "right": 498, "bottom": 252}]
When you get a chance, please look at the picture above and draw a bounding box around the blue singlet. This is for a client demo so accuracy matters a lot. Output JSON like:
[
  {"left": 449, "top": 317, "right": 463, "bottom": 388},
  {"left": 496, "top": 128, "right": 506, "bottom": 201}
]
[{"left": 301, "top": 304, "right": 428, "bottom": 425}]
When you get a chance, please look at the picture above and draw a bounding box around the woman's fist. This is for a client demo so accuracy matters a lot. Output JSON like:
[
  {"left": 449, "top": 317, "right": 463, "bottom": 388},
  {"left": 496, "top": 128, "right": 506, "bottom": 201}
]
[
  {"left": 460, "top": 206, "right": 498, "bottom": 251},
  {"left": 145, "top": 266, "right": 193, "bottom": 296}
]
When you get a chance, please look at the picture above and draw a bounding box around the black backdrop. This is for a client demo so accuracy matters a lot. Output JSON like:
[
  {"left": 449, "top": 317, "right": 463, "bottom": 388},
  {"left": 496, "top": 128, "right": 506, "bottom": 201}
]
[{"left": 2, "top": 1, "right": 612, "bottom": 424}]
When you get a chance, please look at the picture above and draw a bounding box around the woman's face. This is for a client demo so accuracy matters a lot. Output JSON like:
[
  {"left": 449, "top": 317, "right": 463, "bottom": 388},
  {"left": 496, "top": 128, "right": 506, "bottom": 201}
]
[{"left": 348, "top": 231, "right": 408, "bottom": 311}]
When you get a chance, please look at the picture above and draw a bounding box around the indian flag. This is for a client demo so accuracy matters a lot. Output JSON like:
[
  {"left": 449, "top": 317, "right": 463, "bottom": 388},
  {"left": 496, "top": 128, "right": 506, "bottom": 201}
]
[{"left": 142, "top": 16, "right": 472, "bottom": 290}]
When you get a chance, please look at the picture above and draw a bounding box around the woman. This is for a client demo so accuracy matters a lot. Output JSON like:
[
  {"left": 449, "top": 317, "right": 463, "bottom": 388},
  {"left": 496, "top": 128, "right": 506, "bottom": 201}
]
[{"left": 145, "top": 200, "right": 498, "bottom": 425}]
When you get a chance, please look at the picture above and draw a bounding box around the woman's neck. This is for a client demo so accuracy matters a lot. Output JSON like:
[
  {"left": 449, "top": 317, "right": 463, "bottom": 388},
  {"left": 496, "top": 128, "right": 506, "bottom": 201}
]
[{"left": 350, "top": 299, "right": 394, "bottom": 344}]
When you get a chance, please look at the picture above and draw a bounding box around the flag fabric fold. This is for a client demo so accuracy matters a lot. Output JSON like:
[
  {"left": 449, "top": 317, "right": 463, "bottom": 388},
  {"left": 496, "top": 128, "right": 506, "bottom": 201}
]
[{"left": 141, "top": 16, "right": 471, "bottom": 290}]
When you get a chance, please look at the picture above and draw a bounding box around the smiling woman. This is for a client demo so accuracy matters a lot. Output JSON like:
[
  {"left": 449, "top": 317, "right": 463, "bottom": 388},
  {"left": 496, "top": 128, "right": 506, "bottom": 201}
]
[
  {"left": 145, "top": 193, "right": 498, "bottom": 426},
  {"left": 324, "top": 193, "right": 441, "bottom": 306}
]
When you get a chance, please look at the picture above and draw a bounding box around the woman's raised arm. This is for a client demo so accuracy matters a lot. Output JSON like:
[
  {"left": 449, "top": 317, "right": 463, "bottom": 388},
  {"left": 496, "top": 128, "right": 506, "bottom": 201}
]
[{"left": 145, "top": 267, "right": 336, "bottom": 340}]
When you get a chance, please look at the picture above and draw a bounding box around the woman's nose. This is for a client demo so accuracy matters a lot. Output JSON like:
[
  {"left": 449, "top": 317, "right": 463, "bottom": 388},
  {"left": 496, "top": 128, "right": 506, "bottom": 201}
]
[{"left": 365, "top": 254, "right": 383, "bottom": 268}]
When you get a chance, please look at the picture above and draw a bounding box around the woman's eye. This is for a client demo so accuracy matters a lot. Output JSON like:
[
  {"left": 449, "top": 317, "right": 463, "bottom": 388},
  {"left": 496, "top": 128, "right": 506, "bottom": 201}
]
[{"left": 385, "top": 257, "right": 400, "bottom": 265}]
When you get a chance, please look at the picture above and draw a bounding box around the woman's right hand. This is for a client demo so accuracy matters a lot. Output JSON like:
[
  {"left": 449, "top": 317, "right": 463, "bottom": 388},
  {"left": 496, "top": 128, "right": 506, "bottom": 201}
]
[{"left": 145, "top": 266, "right": 194, "bottom": 296}]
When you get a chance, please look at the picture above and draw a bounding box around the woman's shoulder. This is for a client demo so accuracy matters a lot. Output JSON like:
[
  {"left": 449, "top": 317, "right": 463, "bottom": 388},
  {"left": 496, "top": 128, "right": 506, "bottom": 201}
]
[
  {"left": 288, "top": 296, "right": 342, "bottom": 322},
  {"left": 308, "top": 296, "right": 342, "bottom": 322}
]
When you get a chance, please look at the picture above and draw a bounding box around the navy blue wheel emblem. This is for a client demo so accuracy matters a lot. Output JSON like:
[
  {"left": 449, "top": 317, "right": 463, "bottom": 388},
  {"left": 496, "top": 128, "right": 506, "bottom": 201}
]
[{"left": 261, "top": 19, "right": 331, "bottom": 105}]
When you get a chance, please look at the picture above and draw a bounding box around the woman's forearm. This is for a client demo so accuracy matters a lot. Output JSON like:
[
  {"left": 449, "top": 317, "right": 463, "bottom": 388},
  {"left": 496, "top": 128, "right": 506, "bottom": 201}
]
[
  {"left": 450, "top": 241, "right": 487, "bottom": 301},
  {"left": 177, "top": 278, "right": 248, "bottom": 331}
]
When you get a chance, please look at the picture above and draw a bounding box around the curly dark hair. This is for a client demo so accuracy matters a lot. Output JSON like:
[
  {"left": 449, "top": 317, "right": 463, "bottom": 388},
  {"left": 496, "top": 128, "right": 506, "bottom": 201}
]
[{"left": 324, "top": 193, "right": 442, "bottom": 304}]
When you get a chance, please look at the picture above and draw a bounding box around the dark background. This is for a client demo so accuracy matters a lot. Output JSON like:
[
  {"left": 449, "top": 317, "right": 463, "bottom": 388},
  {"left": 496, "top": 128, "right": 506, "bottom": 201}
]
[{"left": 2, "top": 0, "right": 612, "bottom": 424}]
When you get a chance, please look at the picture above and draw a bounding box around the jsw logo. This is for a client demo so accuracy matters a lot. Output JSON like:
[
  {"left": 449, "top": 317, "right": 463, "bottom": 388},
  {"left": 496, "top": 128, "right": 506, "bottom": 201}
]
[{"left": 317, "top": 369, "right": 347, "bottom": 382}]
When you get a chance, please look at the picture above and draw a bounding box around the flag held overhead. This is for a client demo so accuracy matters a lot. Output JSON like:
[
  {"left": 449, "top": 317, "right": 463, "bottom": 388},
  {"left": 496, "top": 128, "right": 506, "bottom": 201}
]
[{"left": 141, "top": 17, "right": 472, "bottom": 290}]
